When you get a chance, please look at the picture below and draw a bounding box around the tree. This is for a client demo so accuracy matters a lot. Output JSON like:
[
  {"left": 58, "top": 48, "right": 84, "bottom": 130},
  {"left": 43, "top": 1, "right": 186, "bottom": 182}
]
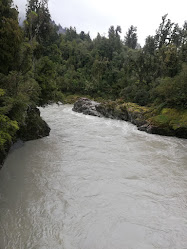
[
  {"left": 171, "top": 24, "right": 181, "bottom": 47},
  {"left": 155, "top": 14, "right": 174, "bottom": 48},
  {"left": 24, "top": 0, "right": 52, "bottom": 45},
  {"left": 65, "top": 27, "right": 78, "bottom": 41},
  {"left": 108, "top": 25, "right": 122, "bottom": 57},
  {"left": 35, "top": 56, "right": 57, "bottom": 104},
  {"left": 155, "top": 64, "right": 187, "bottom": 108},
  {"left": 124, "top": 25, "right": 138, "bottom": 49},
  {"left": 180, "top": 22, "right": 187, "bottom": 63},
  {"left": 143, "top": 36, "right": 156, "bottom": 55},
  {"left": 0, "top": 0, "right": 22, "bottom": 74}
]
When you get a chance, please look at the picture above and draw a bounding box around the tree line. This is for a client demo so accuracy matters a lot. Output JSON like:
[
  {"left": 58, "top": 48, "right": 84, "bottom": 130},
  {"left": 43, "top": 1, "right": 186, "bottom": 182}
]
[{"left": 0, "top": 0, "right": 187, "bottom": 148}]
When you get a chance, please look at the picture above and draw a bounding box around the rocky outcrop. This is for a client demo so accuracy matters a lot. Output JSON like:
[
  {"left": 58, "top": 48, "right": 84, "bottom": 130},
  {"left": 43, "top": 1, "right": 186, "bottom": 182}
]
[
  {"left": 138, "top": 123, "right": 175, "bottom": 136},
  {"left": 175, "top": 127, "right": 187, "bottom": 138},
  {"left": 73, "top": 97, "right": 148, "bottom": 126},
  {"left": 0, "top": 140, "right": 12, "bottom": 169},
  {"left": 73, "top": 98, "right": 187, "bottom": 138},
  {"left": 96, "top": 102, "right": 128, "bottom": 121},
  {"left": 72, "top": 98, "right": 102, "bottom": 117},
  {"left": 73, "top": 98, "right": 148, "bottom": 126},
  {"left": 0, "top": 107, "right": 50, "bottom": 168},
  {"left": 18, "top": 107, "right": 50, "bottom": 141}
]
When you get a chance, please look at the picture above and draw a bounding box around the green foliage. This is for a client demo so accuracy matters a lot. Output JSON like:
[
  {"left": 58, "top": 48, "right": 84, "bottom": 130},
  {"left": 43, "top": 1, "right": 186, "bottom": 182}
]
[
  {"left": 55, "top": 17, "right": 187, "bottom": 108},
  {"left": 25, "top": 0, "right": 53, "bottom": 45},
  {"left": 150, "top": 108, "right": 187, "bottom": 130},
  {"left": 0, "top": 114, "right": 19, "bottom": 149},
  {"left": 0, "top": 89, "right": 5, "bottom": 97},
  {"left": 124, "top": 25, "right": 138, "bottom": 49},
  {"left": 0, "top": 0, "right": 22, "bottom": 74},
  {"left": 35, "top": 56, "right": 57, "bottom": 104},
  {"left": 155, "top": 64, "right": 187, "bottom": 108}
]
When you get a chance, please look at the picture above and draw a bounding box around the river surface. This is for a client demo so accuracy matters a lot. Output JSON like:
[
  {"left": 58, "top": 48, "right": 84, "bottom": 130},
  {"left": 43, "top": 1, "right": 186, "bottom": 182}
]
[{"left": 0, "top": 104, "right": 187, "bottom": 249}]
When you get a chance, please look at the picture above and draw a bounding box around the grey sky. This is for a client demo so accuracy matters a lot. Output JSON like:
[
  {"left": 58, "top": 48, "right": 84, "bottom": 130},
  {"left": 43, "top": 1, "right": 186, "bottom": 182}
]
[{"left": 14, "top": 0, "right": 187, "bottom": 45}]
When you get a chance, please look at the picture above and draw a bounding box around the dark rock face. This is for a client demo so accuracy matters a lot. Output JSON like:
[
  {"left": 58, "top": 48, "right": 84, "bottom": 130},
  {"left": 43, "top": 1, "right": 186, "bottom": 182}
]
[
  {"left": 0, "top": 140, "right": 12, "bottom": 169},
  {"left": 18, "top": 107, "right": 50, "bottom": 141},
  {"left": 0, "top": 107, "right": 50, "bottom": 168},
  {"left": 138, "top": 123, "right": 187, "bottom": 138},
  {"left": 72, "top": 98, "right": 102, "bottom": 117},
  {"left": 146, "top": 125, "right": 174, "bottom": 136},
  {"left": 138, "top": 124, "right": 175, "bottom": 136},
  {"left": 127, "top": 111, "right": 147, "bottom": 127},
  {"left": 175, "top": 127, "right": 187, "bottom": 139},
  {"left": 96, "top": 104, "right": 128, "bottom": 121}
]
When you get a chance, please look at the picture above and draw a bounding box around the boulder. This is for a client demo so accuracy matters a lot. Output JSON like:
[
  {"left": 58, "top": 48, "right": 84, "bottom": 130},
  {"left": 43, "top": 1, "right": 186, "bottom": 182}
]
[
  {"left": 72, "top": 98, "right": 102, "bottom": 117},
  {"left": 96, "top": 103, "right": 128, "bottom": 121},
  {"left": 0, "top": 107, "right": 51, "bottom": 168},
  {"left": 18, "top": 107, "right": 50, "bottom": 141}
]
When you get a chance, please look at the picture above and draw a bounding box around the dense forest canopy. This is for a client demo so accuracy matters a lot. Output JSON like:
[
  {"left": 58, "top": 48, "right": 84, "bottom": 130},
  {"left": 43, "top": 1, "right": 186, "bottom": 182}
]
[{"left": 0, "top": 0, "right": 187, "bottom": 150}]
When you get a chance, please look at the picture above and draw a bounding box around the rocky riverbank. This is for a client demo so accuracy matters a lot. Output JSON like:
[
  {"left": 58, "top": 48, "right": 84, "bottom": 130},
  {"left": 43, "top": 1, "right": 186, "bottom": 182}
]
[
  {"left": 73, "top": 98, "right": 187, "bottom": 139},
  {"left": 0, "top": 107, "right": 50, "bottom": 168}
]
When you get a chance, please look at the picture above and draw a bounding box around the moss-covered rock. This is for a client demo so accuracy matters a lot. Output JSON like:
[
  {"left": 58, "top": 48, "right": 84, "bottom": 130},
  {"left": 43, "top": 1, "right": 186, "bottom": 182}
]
[
  {"left": 0, "top": 107, "right": 51, "bottom": 168},
  {"left": 125, "top": 102, "right": 151, "bottom": 126},
  {"left": 0, "top": 115, "right": 19, "bottom": 167},
  {"left": 149, "top": 108, "right": 187, "bottom": 138},
  {"left": 96, "top": 101, "right": 128, "bottom": 120},
  {"left": 63, "top": 94, "right": 93, "bottom": 104},
  {"left": 73, "top": 98, "right": 187, "bottom": 139}
]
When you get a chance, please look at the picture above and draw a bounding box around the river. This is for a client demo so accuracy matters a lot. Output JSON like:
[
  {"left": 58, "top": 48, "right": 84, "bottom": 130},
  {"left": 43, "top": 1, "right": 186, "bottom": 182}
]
[{"left": 0, "top": 104, "right": 187, "bottom": 249}]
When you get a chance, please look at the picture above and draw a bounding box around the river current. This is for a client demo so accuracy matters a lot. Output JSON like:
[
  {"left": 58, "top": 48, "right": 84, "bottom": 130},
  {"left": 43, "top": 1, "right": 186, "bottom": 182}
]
[{"left": 0, "top": 104, "right": 187, "bottom": 249}]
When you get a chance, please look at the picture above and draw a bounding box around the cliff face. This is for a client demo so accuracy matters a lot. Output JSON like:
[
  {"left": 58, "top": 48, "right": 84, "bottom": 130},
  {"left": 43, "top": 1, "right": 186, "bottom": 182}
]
[
  {"left": 0, "top": 107, "right": 50, "bottom": 168},
  {"left": 73, "top": 98, "right": 187, "bottom": 139}
]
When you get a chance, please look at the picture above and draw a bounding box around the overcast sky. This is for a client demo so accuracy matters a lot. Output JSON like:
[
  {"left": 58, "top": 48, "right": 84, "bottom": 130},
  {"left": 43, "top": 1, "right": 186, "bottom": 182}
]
[{"left": 14, "top": 0, "right": 187, "bottom": 45}]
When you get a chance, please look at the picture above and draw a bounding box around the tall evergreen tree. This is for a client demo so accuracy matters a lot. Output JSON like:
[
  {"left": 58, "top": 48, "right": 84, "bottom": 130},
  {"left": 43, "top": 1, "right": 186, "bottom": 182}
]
[
  {"left": 155, "top": 14, "right": 174, "bottom": 48},
  {"left": 124, "top": 25, "right": 137, "bottom": 49},
  {"left": 24, "top": 0, "right": 52, "bottom": 44}
]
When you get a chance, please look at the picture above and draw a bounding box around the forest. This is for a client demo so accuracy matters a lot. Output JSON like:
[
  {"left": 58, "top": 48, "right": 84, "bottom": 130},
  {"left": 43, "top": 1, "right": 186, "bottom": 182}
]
[{"left": 0, "top": 0, "right": 187, "bottom": 160}]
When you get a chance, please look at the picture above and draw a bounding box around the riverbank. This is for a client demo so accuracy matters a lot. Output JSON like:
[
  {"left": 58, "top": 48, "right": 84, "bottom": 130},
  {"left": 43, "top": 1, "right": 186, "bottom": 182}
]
[
  {"left": 73, "top": 98, "right": 187, "bottom": 139},
  {"left": 0, "top": 107, "right": 50, "bottom": 168}
]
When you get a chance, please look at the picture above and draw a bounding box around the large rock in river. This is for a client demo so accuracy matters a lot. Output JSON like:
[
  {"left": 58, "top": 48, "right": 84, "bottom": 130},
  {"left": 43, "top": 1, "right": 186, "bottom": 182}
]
[
  {"left": 0, "top": 107, "right": 50, "bottom": 168},
  {"left": 18, "top": 107, "right": 50, "bottom": 141},
  {"left": 72, "top": 98, "right": 102, "bottom": 117}
]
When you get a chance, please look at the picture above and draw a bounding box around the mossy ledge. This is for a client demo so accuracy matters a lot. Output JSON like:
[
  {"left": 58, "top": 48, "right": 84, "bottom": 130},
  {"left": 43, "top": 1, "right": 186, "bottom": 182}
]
[
  {"left": 0, "top": 107, "right": 50, "bottom": 168},
  {"left": 73, "top": 98, "right": 187, "bottom": 139}
]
